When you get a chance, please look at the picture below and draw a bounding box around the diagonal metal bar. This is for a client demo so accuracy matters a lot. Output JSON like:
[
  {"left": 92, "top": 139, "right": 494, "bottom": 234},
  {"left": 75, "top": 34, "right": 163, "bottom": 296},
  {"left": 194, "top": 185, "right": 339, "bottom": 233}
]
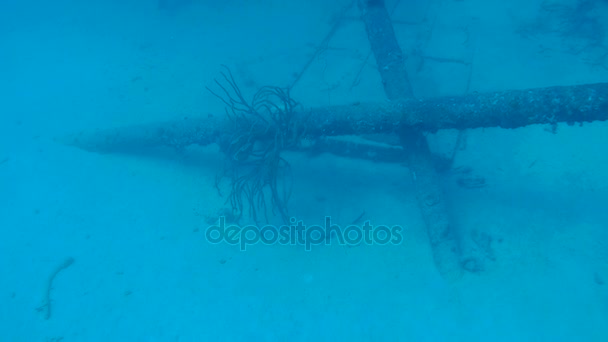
[{"left": 359, "top": 0, "right": 464, "bottom": 280}]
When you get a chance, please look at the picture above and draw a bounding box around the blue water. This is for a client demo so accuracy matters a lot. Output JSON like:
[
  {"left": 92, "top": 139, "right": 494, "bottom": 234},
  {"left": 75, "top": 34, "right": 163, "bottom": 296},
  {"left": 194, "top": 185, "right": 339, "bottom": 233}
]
[{"left": 1, "top": 0, "right": 608, "bottom": 340}]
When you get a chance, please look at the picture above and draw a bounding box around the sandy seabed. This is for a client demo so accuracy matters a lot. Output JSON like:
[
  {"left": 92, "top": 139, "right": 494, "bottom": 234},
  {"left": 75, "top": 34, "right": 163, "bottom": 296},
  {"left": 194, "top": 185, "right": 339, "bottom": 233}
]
[{"left": 1, "top": 0, "right": 608, "bottom": 340}]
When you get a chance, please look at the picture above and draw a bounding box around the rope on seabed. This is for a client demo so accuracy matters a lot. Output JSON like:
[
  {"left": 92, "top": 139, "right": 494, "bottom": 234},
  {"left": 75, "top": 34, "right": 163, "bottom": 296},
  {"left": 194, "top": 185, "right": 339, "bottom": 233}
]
[{"left": 39, "top": 257, "right": 75, "bottom": 320}]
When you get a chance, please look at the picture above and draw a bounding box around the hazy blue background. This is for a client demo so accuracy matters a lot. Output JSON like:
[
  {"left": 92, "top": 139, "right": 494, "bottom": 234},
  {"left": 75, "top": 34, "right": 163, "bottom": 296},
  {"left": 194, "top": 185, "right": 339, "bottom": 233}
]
[{"left": 1, "top": 0, "right": 608, "bottom": 340}]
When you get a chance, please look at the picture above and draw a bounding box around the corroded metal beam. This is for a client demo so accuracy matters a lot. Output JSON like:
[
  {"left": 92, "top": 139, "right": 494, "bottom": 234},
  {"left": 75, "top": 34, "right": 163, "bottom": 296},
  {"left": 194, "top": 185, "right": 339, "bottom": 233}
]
[{"left": 61, "top": 82, "right": 608, "bottom": 154}]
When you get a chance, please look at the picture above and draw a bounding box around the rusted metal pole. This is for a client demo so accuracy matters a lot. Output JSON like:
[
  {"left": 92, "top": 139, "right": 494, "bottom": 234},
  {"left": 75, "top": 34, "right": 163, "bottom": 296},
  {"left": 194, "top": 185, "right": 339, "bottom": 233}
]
[
  {"left": 60, "top": 82, "right": 608, "bottom": 154},
  {"left": 359, "top": 0, "right": 464, "bottom": 280}
]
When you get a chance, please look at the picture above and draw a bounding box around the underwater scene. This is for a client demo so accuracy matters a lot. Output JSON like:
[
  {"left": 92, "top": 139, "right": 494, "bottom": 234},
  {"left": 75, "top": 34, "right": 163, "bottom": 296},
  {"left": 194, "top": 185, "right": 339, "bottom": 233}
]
[{"left": 1, "top": 0, "right": 608, "bottom": 340}]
